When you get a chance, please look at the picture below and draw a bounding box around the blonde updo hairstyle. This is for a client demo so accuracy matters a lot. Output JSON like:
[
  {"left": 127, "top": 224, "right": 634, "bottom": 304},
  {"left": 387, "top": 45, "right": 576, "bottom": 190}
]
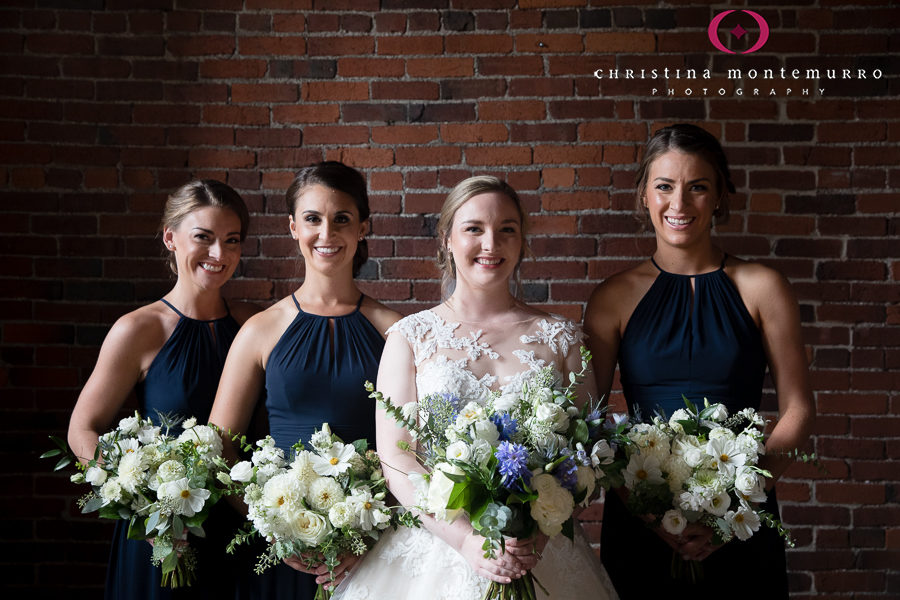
[
  {"left": 436, "top": 175, "right": 530, "bottom": 299},
  {"left": 160, "top": 179, "right": 249, "bottom": 275},
  {"left": 634, "top": 123, "right": 734, "bottom": 229}
]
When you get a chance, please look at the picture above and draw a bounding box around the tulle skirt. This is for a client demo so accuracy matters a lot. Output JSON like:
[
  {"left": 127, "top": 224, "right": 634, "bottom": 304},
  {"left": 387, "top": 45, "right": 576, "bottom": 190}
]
[{"left": 333, "top": 522, "right": 617, "bottom": 600}]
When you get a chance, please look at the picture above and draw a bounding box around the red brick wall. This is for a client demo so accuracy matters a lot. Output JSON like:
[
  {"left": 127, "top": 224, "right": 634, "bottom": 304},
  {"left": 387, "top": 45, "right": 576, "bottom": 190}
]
[{"left": 1, "top": 2, "right": 897, "bottom": 597}]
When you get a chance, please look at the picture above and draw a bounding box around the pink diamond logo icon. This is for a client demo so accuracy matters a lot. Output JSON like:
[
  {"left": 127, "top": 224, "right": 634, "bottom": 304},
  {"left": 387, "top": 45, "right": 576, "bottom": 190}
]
[{"left": 731, "top": 24, "right": 747, "bottom": 39}]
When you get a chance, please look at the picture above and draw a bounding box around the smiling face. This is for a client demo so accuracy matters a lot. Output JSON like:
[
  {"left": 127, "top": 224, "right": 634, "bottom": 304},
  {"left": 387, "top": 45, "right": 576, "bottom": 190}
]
[
  {"left": 163, "top": 206, "right": 242, "bottom": 291},
  {"left": 643, "top": 151, "right": 720, "bottom": 252},
  {"left": 289, "top": 184, "right": 368, "bottom": 276},
  {"left": 446, "top": 191, "right": 523, "bottom": 292}
]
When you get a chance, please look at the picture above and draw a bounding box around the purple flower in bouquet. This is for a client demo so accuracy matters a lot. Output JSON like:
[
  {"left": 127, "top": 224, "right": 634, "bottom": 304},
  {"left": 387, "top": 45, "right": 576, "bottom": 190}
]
[
  {"left": 489, "top": 413, "right": 519, "bottom": 442},
  {"left": 495, "top": 441, "right": 531, "bottom": 492},
  {"left": 552, "top": 451, "right": 579, "bottom": 492}
]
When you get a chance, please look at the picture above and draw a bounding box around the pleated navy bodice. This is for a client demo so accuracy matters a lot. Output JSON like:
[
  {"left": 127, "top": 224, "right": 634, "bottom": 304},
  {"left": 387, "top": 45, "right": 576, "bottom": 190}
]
[
  {"left": 618, "top": 255, "right": 767, "bottom": 419},
  {"left": 136, "top": 298, "right": 238, "bottom": 425},
  {"left": 264, "top": 294, "right": 384, "bottom": 454}
]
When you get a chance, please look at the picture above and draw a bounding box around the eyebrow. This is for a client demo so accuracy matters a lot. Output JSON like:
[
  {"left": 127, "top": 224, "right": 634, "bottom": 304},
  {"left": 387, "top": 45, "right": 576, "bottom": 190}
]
[
  {"left": 301, "top": 209, "right": 353, "bottom": 215},
  {"left": 192, "top": 226, "right": 241, "bottom": 236},
  {"left": 460, "top": 218, "right": 520, "bottom": 225},
  {"left": 653, "top": 176, "right": 712, "bottom": 184}
]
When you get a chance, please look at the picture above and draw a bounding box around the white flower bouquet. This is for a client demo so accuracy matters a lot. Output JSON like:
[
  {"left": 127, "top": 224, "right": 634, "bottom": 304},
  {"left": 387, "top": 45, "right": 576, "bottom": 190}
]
[
  {"left": 368, "top": 347, "right": 608, "bottom": 600},
  {"left": 223, "top": 424, "right": 417, "bottom": 600},
  {"left": 45, "top": 412, "right": 229, "bottom": 588},
  {"left": 608, "top": 396, "right": 794, "bottom": 581}
]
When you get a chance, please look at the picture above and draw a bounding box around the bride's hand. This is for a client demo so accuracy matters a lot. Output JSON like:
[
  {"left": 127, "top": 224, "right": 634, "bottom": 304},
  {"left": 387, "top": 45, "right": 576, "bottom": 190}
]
[
  {"left": 283, "top": 553, "right": 362, "bottom": 589},
  {"left": 459, "top": 532, "right": 529, "bottom": 584},
  {"left": 502, "top": 533, "right": 548, "bottom": 571},
  {"left": 674, "top": 523, "right": 723, "bottom": 562}
]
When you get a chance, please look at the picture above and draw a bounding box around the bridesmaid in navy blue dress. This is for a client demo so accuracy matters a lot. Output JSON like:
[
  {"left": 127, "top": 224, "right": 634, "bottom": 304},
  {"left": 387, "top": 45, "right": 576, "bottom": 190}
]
[
  {"left": 67, "top": 180, "right": 259, "bottom": 599},
  {"left": 584, "top": 124, "right": 815, "bottom": 598},
  {"left": 209, "top": 162, "right": 401, "bottom": 599}
]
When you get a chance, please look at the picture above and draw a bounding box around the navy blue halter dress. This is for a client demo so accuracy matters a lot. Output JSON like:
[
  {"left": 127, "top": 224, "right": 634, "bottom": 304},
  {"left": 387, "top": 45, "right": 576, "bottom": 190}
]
[
  {"left": 250, "top": 294, "right": 384, "bottom": 600},
  {"left": 105, "top": 299, "right": 246, "bottom": 600},
  {"left": 600, "top": 256, "right": 789, "bottom": 599}
]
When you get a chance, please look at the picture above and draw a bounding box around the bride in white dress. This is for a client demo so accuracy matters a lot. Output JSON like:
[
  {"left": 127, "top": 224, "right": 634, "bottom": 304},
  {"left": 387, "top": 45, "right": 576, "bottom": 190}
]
[{"left": 333, "top": 176, "right": 616, "bottom": 600}]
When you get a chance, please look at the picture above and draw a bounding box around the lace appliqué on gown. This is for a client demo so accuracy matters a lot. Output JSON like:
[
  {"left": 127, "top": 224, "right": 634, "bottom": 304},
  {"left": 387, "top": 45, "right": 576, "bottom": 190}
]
[{"left": 333, "top": 310, "right": 616, "bottom": 600}]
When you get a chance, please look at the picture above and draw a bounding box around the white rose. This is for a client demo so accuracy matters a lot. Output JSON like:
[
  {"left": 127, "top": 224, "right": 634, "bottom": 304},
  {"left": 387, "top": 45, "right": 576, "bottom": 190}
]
[
  {"left": 445, "top": 441, "right": 471, "bottom": 462},
  {"left": 535, "top": 402, "right": 569, "bottom": 433},
  {"left": 156, "top": 459, "right": 186, "bottom": 483},
  {"left": 471, "top": 419, "right": 500, "bottom": 444},
  {"left": 661, "top": 509, "right": 687, "bottom": 535},
  {"left": 493, "top": 393, "right": 518, "bottom": 412},
  {"left": 229, "top": 461, "right": 254, "bottom": 483},
  {"left": 117, "top": 416, "right": 140, "bottom": 435},
  {"left": 530, "top": 473, "right": 574, "bottom": 536},
  {"left": 292, "top": 509, "right": 332, "bottom": 545},
  {"left": 85, "top": 466, "right": 107, "bottom": 486},
  {"left": 426, "top": 463, "right": 464, "bottom": 522},
  {"left": 668, "top": 409, "right": 692, "bottom": 434}
]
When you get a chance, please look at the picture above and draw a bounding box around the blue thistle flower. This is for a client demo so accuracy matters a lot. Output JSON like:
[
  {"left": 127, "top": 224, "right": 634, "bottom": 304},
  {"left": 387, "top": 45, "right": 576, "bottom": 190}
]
[
  {"left": 494, "top": 441, "right": 531, "bottom": 492},
  {"left": 489, "top": 413, "right": 518, "bottom": 442}
]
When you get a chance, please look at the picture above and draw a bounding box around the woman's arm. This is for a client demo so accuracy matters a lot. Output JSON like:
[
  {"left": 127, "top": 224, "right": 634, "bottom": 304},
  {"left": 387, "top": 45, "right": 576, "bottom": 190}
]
[
  {"left": 375, "top": 331, "right": 529, "bottom": 584},
  {"left": 752, "top": 267, "right": 816, "bottom": 484},
  {"left": 67, "top": 311, "right": 162, "bottom": 463},
  {"left": 584, "top": 281, "right": 623, "bottom": 412}
]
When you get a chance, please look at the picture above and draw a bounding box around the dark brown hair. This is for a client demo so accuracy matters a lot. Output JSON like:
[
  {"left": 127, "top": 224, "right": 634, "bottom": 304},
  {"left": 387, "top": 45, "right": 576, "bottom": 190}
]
[
  {"left": 634, "top": 124, "right": 735, "bottom": 227},
  {"left": 285, "top": 161, "right": 370, "bottom": 278}
]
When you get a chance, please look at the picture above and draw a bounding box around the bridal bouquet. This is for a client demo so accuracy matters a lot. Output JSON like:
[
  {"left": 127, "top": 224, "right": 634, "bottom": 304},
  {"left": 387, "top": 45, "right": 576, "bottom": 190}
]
[
  {"left": 369, "top": 348, "right": 610, "bottom": 600},
  {"left": 611, "top": 397, "right": 792, "bottom": 581},
  {"left": 46, "top": 412, "right": 229, "bottom": 587},
  {"left": 223, "top": 424, "right": 417, "bottom": 600}
]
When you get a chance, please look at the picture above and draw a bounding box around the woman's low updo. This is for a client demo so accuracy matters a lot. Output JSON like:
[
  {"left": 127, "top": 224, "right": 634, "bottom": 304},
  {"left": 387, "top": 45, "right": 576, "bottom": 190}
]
[
  {"left": 436, "top": 175, "right": 530, "bottom": 299},
  {"left": 160, "top": 179, "right": 249, "bottom": 275},
  {"left": 634, "top": 123, "right": 736, "bottom": 228},
  {"left": 285, "top": 161, "right": 370, "bottom": 278}
]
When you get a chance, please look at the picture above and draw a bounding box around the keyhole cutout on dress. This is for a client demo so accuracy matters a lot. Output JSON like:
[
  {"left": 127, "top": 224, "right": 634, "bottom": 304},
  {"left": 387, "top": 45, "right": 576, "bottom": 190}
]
[
  {"left": 207, "top": 322, "right": 217, "bottom": 344},
  {"left": 327, "top": 318, "right": 336, "bottom": 361}
]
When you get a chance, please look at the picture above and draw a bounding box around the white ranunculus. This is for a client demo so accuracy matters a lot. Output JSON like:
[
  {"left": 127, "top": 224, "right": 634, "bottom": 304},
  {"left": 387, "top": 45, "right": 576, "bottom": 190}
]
[
  {"left": 725, "top": 505, "right": 761, "bottom": 541},
  {"left": 229, "top": 461, "right": 254, "bottom": 483},
  {"left": 328, "top": 502, "right": 356, "bottom": 529},
  {"left": 99, "top": 478, "right": 124, "bottom": 505},
  {"left": 156, "top": 459, "right": 186, "bottom": 483},
  {"left": 158, "top": 477, "right": 210, "bottom": 517},
  {"left": 668, "top": 408, "right": 693, "bottom": 434},
  {"left": 661, "top": 509, "right": 687, "bottom": 535},
  {"left": 118, "top": 415, "right": 141, "bottom": 435},
  {"left": 530, "top": 473, "right": 574, "bottom": 536},
  {"left": 471, "top": 419, "right": 500, "bottom": 444},
  {"left": 445, "top": 440, "right": 472, "bottom": 462},
  {"left": 705, "top": 491, "right": 731, "bottom": 517},
  {"left": 708, "top": 426, "right": 735, "bottom": 442},
  {"left": 307, "top": 476, "right": 345, "bottom": 512},
  {"left": 290, "top": 450, "right": 319, "bottom": 485},
  {"left": 177, "top": 424, "right": 223, "bottom": 458},
  {"left": 85, "top": 466, "right": 107, "bottom": 486},
  {"left": 663, "top": 454, "right": 693, "bottom": 493},
  {"left": 426, "top": 463, "right": 464, "bottom": 522},
  {"left": 574, "top": 466, "right": 595, "bottom": 506},
  {"left": 535, "top": 402, "right": 569, "bottom": 433},
  {"left": 623, "top": 453, "right": 665, "bottom": 489},
  {"left": 293, "top": 508, "right": 331, "bottom": 545},
  {"left": 590, "top": 439, "right": 615, "bottom": 467}
]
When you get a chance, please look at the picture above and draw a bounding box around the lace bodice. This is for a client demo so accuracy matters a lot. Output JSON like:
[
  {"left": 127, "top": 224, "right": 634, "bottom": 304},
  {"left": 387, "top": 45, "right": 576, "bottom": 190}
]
[{"left": 387, "top": 309, "right": 582, "bottom": 406}]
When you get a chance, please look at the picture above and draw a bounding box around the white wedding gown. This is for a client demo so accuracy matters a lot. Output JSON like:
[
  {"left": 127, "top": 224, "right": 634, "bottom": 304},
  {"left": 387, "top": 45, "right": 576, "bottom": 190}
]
[{"left": 333, "top": 310, "right": 617, "bottom": 600}]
